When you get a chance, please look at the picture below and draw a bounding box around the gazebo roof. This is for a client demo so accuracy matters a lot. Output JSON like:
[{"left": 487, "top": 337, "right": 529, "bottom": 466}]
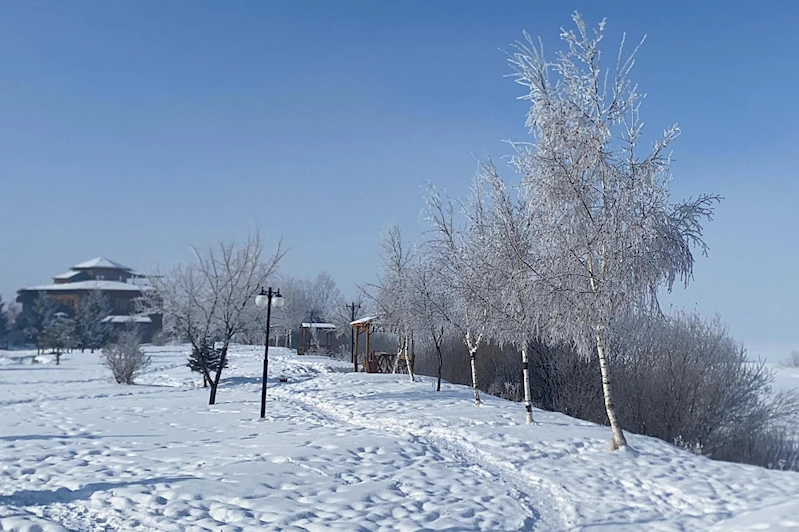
[
  {"left": 300, "top": 322, "right": 337, "bottom": 330},
  {"left": 350, "top": 315, "right": 379, "bottom": 326}
]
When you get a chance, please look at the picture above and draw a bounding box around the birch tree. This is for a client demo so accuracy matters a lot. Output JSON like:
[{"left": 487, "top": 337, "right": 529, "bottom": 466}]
[
  {"left": 375, "top": 224, "right": 416, "bottom": 381},
  {"left": 408, "top": 256, "right": 453, "bottom": 391},
  {"left": 425, "top": 184, "right": 497, "bottom": 406},
  {"left": 478, "top": 165, "right": 543, "bottom": 424},
  {"left": 508, "top": 13, "right": 720, "bottom": 448}
]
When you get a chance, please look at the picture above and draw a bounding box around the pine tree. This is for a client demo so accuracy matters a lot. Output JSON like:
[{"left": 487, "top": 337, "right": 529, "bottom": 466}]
[
  {"left": 75, "top": 291, "right": 112, "bottom": 352},
  {"left": 41, "top": 315, "right": 76, "bottom": 365},
  {"left": 187, "top": 338, "right": 227, "bottom": 387},
  {"left": 0, "top": 295, "right": 8, "bottom": 349},
  {"left": 19, "top": 293, "right": 56, "bottom": 353}
]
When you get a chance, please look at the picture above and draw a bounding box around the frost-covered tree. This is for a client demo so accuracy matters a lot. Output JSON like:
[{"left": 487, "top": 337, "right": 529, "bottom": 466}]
[
  {"left": 303, "top": 272, "right": 342, "bottom": 324},
  {"left": 425, "top": 184, "right": 499, "bottom": 406},
  {"left": 271, "top": 275, "right": 312, "bottom": 348},
  {"left": 3, "top": 303, "right": 23, "bottom": 348},
  {"left": 408, "top": 257, "right": 454, "bottom": 391},
  {"left": 19, "top": 293, "right": 57, "bottom": 353},
  {"left": 145, "top": 231, "right": 285, "bottom": 404},
  {"left": 75, "top": 291, "right": 112, "bottom": 352},
  {"left": 478, "top": 166, "right": 543, "bottom": 424},
  {"left": 187, "top": 337, "right": 227, "bottom": 387},
  {"left": 40, "top": 315, "right": 76, "bottom": 365},
  {"left": 374, "top": 224, "right": 416, "bottom": 381},
  {"left": 103, "top": 330, "right": 151, "bottom": 385},
  {"left": 508, "top": 14, "right": 720, "bottom": 448}
]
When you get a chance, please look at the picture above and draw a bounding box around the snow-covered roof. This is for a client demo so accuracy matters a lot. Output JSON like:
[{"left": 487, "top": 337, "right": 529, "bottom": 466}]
[
  {"left": 53, "top": 271, "right": 82, "bottom": 280},
  {"left": 71, "top": 257, "right": 131, "bottom": 271},
  {"left": 350, "top": 316, "right": 379, "bottom": 326},
  {"left": 20, "top": 280, "right": 152, "bottom": 292},
  {"left": 102, "top": 315, "right": 152, "bottom": 324},
  {"left": 300, "top": 322, "right": 337, "bottom": 330}
]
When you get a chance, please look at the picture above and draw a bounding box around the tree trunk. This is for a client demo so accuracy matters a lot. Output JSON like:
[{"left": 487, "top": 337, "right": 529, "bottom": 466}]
[
  {"left": 596, "top": 331, "right": 627, "bottom": 449},
  {"left": 56, "top": 351, "right": 61, "bottom": 366},
  {"left": 521, "top": 343, "right": 533, "bottom": 424},
  {"left": 406, "top": 336, "right": 415, "bottom": 382},
  {"left": 469, "top": 349, "right": 481, "bottom": 405},
  {"left": 435, "top": 345, "right": 442, "bottom": 392},
  {"left": 208, "top": 344, "right": 229, "bottom": 405}
]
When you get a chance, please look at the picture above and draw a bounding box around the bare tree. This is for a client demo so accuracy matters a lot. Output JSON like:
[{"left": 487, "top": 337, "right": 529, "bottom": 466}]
[
  {"left": 145, "top": 231, "right": 285, "bottom": 404},
  {"left": 508, "top": 13, "right": 720, "bottom": 448}
]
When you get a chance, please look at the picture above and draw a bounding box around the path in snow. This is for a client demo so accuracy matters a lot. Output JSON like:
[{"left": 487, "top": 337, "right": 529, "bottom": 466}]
[
  {"left": 0, "top": 346, "right": 543, "bottom": 531},
  {"left": 2, "top": 345, "right": 799, "bottom": 531}
]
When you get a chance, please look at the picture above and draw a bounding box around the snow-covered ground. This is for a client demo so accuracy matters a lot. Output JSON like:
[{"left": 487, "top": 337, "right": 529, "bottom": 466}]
[{"left": 1, "top": 345, "right": 799, "bottom": 531}]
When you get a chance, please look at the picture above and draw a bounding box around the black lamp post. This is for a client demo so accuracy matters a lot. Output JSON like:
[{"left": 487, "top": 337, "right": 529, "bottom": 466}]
[
  {"left": 348, "top": 302, "right": 361, "bottom": 365},
  {"left": 255, "top": 286, "right": 285, "bottom": 418}
]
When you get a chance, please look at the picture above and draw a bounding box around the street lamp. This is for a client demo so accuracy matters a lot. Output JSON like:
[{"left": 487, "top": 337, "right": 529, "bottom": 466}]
[{"left": 255, "top": 286, "right": 285, "bottom": 418}]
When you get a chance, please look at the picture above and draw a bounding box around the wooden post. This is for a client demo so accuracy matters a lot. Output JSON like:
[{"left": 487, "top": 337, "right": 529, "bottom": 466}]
[
  {"left": 365, "top": 326, "right": 371, "bottom": 373},
  {"left": 353, "top": 328, "right": 360, "bottom": 372}
]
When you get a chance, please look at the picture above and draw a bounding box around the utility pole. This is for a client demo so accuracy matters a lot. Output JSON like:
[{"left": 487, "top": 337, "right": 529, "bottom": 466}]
[{"left": 348, "top": 302, "right": 361, "bottom": 366}]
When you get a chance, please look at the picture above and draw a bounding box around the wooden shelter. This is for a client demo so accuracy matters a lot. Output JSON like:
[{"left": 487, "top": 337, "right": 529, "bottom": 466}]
[
  {"left": 297, "top": 322, "right": 337, "bottom": 356},
  {"left": 350, "top": 315, "right": 415, "bottom": 374}
]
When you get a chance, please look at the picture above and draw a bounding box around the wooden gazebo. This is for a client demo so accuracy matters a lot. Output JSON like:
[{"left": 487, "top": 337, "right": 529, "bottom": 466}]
[
  {"left": 298, "top": 322, "right": 337, "bottom": 356},
  {"left": 350, "top": 315, "right": 414, "bottom": 374}
]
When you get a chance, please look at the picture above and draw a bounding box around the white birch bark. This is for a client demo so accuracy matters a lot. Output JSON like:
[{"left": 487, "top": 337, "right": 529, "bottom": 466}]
[
  {"left": 521, "top": 343, "right": 534, "bottom": 424},
  {"left": 465, "top": 328, "right": 482, "bottom": 406},
  {"left": 596, "top": 330, "right": 627, "bottom": 448}
]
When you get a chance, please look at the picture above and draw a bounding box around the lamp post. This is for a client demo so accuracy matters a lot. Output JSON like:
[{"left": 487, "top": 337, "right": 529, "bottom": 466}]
[
  {"left": 255, "top": 286, "right": 285, "bottom": 418},
  {"left": 347, "top": 302, "right": 361, "bottom": 366}
]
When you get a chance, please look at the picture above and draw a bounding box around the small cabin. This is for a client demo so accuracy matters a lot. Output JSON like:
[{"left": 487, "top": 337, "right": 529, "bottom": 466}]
[{"left": 297, "top": 322, "right": 337, "bottom": 356}]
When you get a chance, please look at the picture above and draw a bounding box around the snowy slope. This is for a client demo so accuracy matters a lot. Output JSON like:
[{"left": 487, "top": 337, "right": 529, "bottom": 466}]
[
  {"left": 768, "top": 363, "right": 799, "bottom": 395},
  {"left": 1, "top": 345, "right": 798, "bottom": 531}
]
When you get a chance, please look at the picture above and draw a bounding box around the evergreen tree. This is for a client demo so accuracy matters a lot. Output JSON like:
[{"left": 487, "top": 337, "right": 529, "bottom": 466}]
[
  {"left": 0, "top": 295, "right": 8, "bottom": 349},
  {"left": 187, "top": 338, "right": 227, "bottom": 388},
  {"left": 75, "top": 291, "right": 112, "bottom": 352},
  {"left": 41, "top": 315, "right": 76, "bottom": 365},
  {"left": 19, "top": 293, "right": 56, "bottom": 352}
]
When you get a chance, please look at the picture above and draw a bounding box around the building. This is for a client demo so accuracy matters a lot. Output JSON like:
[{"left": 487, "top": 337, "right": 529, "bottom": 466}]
[{"left": 16, "top": 257, "right": 162, "bottom": 341}]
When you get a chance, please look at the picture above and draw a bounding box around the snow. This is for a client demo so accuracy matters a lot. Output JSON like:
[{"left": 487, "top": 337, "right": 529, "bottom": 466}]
[
  {"left": 52, "top": 271, "right": 82, "bottom": 281},
  {"left": 1, "top": 345, "right": 799, "bottom": 531},
  {"left": 101, "top": 315, "right": 153, "bottom": 324},
  {"left": 71, "top": 258, "right": 131, "bottom": 271},
  {"left": 19, "top": 280, "right": 152, "bottom": 293},
  {"left": 350, "top": 316, "right": 379, "bottom": 326},
  {"left": 769, "top": 364, "right": 799, "bottom": 394},
  {"left": 300, "top": 323, "right": 337, "bottom": 329}
]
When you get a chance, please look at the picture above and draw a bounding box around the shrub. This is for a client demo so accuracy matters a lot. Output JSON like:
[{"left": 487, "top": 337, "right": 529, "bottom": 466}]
[
  {"left": 413, "top": 311, "right": 799, "bottom": 471},
  {"left": 102, "top": 330, "right": 151, "bottom": 384}
]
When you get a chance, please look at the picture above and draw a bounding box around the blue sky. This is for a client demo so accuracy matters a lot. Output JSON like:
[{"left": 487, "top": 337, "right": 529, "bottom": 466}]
[{"left": 1, "top": 1, "right": 797, "bottom": 355}]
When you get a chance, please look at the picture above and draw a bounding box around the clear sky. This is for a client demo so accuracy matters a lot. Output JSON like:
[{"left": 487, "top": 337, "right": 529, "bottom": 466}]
[{"left": 1, "top": 1, "right": 797, "bottom": 356}]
